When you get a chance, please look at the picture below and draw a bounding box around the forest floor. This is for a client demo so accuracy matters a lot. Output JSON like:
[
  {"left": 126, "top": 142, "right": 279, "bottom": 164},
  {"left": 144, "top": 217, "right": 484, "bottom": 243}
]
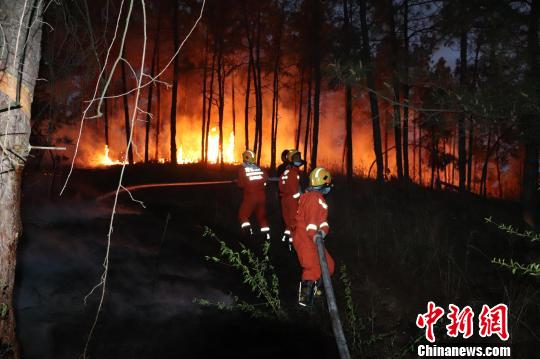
[{"left": 15, "top": 163, "right": 539, "bottom": 358}]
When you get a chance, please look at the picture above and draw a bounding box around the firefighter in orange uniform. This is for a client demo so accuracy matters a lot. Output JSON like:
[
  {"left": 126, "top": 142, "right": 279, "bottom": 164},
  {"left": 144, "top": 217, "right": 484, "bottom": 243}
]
[
  {"left": 237, "top": 150, "right": 270, "bottom": 239},
  {"left": 278, "top": 150, "right": 304, "bottom": 245},
  {"left": 293, "top": 167, "right": 334, "bottom": 306}
]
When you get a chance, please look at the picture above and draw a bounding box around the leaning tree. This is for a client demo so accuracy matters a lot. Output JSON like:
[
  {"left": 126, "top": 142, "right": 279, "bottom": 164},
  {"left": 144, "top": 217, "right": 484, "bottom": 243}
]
[{"left": 0, "top": 0, "right": 44, "bottom": 357}]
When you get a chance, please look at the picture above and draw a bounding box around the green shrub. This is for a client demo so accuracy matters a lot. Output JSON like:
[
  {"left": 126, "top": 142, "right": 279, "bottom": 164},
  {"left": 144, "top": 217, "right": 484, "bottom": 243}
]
[{"left": 197, "top": 226, "right": 287, "bottom": 320}]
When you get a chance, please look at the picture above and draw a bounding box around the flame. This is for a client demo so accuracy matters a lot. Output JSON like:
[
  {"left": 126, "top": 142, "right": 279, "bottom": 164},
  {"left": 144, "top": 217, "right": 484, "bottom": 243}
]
[
  {"left": 176, "top": 127, "right": 236, "bottom": 164},
  {"left": 100, "top": 145, "right": 126, "bottom": 166},
  {"left": 207, "top": 128, "right": 219, "bottom": 163},
  {"left": 226, "top": 131, "right": 235, "bottom": 163},
  {"left": 177, "top": 144, "right": 196, "bottom": 164}
]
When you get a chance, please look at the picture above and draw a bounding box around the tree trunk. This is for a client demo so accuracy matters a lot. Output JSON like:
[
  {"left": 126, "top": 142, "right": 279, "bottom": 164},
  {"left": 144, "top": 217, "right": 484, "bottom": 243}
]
[
  {"left": 402, "top": 0, "right": 410, "bottom": 180},
  {"left": 154, "top": 48, "right": 161, "bottom": 161},
  {"left": 309, "top": 0, "right": 322, "bottom": 171},
  {"left": 205, "top": 47, "right": 216, "bottom": 163},
  {"left": 343, "top": 0, "right": 353, "bottom": 182},
  {"left": 358, "top": 0, "right": 384, "bottom": 182},
  {"left": 201, "top": 28, "right": 209, "bottom": 162},
  {"left": 458, "top": 25, "right": 468, "bottom": 191},
  {"left": 412, "top": 119, "right": 418, "bottom": 181},
  {"left": 231, "top": 71, "right": 236, "bottom": 136},
  {"left": 296, "top": 67, "right": 304, "bottom": 150},
  {"left": 303, "top": 72, "right": 313, "bottom": 169},
  {"left": 384, "top": 113, "right": 388, "bottom": 174},
  {"left": 418, "top": 125, "right": 422, "bottom": 185},
  {"left": 344, "top": 85, "right": 353, "bottom": 181},
  {"left": 205, "top": 49, "right": 216, "bottom": 163},
  {"left": 144, "top": 24, "right": 159, "bottom": 163},
  {"left": 467, "top": 35, "right": 481, "bottom": 190},
  {"left": 0, "top": 2, "right": 44, "bottom": 357},
  {"left": 254, "top": 8, "right": 263, "bottom": 164},
  {"left": 522, "top": 0, "right": 539, "bottom": 217},
  {"left": 270, "top": 6, "right": 284, "bottom": 173},
  {"left": 244, "top": 53, "right": 252, "bottom": 151},
  {"left": 466, "top": 119, "right": 474, "bottom": 190},
  {"left": 104, "top": 97, "right": 109, "bottom": 146},
  {"left": 496, "top": 151, "right": 503, "bottom": 198},
  {"left": 121, "top": 47, "right": 134, "bottom": 165},
  {"left": 170, "top": 0, "right": 179, "bottom": 164},
  {"left": 480, "top": 132, "right": 493, "bottom": 197},
  {"left": 216, "top": 45, "right": 225, "bottom": 167},
  {"left": 388, "top": 0, "right": 403, "bottom": 179}
]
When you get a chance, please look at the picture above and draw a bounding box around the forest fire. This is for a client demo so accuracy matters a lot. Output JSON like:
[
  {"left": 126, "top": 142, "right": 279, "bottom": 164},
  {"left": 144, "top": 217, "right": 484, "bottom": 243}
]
[
  {"left": 30, "top": 0, "right": 532, "bottom": 203},
  {"left": 177, "top": 127, "right": 236, "bottom": 164},
  {"left": 96, "top": 127, "right": 237, "bottom": 166},
  {"left": 2, "top": 0, "right": 540, "bottom": 358},
  {"left": 99, "top": 145, "right": 127, "bottom": 166}
]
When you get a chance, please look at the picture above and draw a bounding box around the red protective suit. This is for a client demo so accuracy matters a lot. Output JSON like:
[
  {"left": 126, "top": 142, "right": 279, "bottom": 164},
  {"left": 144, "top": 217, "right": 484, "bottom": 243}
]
[
  {"left": 278, "top": 166, "right": 302, "bottom": 235},
  {"left": 292, "top": 191, "right": 334, "bottom": 281},
  {"left": 237, "top": 163, "right": 269, "bottom": 231}
]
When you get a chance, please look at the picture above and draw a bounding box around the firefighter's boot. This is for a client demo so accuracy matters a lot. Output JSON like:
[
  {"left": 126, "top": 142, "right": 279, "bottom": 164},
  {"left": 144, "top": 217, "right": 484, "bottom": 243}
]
[
  {"left": 313, "top": 279, "right": 324, "bottom": 301},
  {"left": 298, "top": 280, "right": 317, "bottom": 307},
  {"left": 241, "top": 223, "right": 253, "bottom": 238},
  {"left": 260, "top": 227, "right": 271, "bottom": 240},
  {"left": 281, "top": 231, "right": 293, "bottom": 251}
]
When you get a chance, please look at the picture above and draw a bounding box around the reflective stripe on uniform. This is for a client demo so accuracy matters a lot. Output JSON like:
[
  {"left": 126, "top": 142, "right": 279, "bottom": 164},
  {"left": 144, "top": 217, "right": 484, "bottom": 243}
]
[
  {"left": 241, "top": 222, "right": 251, "bottom": 228},
  {"left": 319, "top": 222, "right": 329, "bottom": 228},
  {"left": 318, "top": 198, "right": 328, "bottom": 209},
  {"left": 260, "top": 227, "right": 270, "bottom": 232},
  {"left": 249, "top": 175, "right": 263, "bottom": 181},
  {"left": 306, "top": 224, "right": 318, "bottom": 231},
  {"left": 244, "top": 166, "right": 261, "bottom": 173}
]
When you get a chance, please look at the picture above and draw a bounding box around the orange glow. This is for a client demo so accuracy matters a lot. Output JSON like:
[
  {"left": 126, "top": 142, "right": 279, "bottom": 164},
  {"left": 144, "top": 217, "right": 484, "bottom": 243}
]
[
  {"left": 177, "top": 127, "right": 236, "bottom": 164},
  {"left": 99, "top": 145, "right": 126, "bottom": 166}
]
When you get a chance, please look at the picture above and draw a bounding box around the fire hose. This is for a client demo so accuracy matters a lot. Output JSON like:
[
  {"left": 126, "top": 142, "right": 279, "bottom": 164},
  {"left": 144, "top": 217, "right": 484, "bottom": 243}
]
[
  {"left": 315, "top": 235, "right": 352, "bottom": 359},
  {"left": 97, "top": 178, "right": 350, "bottom": 357},
  {"left": 96, "top": 177, "right": 287, "bottom": 201},
  {"left": 97, "top": 180, "right": 236, "bottom": 201}
]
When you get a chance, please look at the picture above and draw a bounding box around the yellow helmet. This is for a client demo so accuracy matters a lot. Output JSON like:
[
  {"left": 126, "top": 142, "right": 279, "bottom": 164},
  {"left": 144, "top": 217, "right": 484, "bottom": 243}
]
[
  {"left": 242, "top": 150, "right": 256, "bottom": 164},
  {"left": 286, "top": 149, "right": 301, "bottom": 163},
  {"left": 309, "top": 167, "right": 332, "bottom": 187}
]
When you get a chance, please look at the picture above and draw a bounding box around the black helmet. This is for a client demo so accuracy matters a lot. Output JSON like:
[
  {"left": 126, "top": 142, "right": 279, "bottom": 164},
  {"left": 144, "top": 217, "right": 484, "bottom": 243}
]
[{"left": 281, "top": 149, "right": 290, "bottom": 163}]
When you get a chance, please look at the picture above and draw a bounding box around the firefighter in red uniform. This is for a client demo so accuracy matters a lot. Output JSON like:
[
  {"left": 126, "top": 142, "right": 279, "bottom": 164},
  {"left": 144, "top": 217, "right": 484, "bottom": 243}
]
[
  {"left": 293, "top": 167, "right": 334, "bottom": 306},
  {"left": 237, "top": 150, "right": 270, "bottom": 239},
  {"left": 278, "top": 150, "right": 304, "bottom": 245}
]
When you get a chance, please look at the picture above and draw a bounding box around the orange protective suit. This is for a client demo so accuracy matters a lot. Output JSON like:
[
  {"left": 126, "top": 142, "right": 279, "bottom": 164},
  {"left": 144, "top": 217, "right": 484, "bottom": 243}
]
[
  {"left": 278, "top": 166, "right": 302, "bottom": 236},
  {"left": 292, "top": 190, "right": 334, "bottom": 281},
  {"left": 237, "top": 163, "right": 269, "bottom": 231}
]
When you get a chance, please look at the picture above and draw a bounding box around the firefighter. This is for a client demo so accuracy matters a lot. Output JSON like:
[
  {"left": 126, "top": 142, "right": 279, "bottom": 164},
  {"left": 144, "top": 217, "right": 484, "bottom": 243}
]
[
  {"left": 276, "top": 149, "right": 290, "bottom": 177},
  {"left": 293, "top": 167, "right": 334, "bottom": 306},
  {"left": 278, "top": 149, "right": 304, "bottom": 245},
  {"left": 237, "top": 150, "right": 270, "bottom": 239}
]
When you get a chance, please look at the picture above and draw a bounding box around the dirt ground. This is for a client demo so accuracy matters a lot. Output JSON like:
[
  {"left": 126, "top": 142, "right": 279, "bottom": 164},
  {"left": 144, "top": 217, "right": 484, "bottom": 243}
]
[{"left": 15, "top": 164, "right": 539, "bottom": 358}]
